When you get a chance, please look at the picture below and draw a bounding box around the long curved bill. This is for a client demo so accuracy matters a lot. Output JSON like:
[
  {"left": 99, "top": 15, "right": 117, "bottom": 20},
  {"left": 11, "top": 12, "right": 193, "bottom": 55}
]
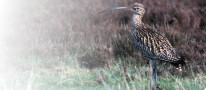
[{"left": 98, "top": 6, "right": 131, "bottom": 14}]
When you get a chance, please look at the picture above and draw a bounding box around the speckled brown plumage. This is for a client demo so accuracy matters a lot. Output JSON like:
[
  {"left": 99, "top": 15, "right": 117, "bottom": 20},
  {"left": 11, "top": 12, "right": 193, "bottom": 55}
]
[
  {"left": 130, "top": 3, "right": 180, "bottom": 62},
  {"left": 131, "top": 23, "right": 181, "bottom": 62}
]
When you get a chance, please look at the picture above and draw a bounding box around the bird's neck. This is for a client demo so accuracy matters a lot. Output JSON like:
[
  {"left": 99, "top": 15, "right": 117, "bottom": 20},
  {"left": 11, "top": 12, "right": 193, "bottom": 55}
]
[{"left": 131, "top": 13, "right": 143, "bottom": 27}]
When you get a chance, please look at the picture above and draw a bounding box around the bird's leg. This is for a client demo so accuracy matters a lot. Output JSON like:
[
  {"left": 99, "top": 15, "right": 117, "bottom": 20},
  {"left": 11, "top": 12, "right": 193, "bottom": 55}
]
[
  {"left": 149, "top": 60, "right": 153, "bottom": 89},
  {"left": 152, "top": 60, "right": 159, "bottom": 88}
]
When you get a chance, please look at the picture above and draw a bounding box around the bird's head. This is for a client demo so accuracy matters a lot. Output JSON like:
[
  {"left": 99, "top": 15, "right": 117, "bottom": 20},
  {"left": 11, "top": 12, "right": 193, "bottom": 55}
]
[
  {"left": 99, "top": 2, "right": 145, "bottom": 16},
  {"left": 130, "top": 3, "right": 145, "bottom": 16}
]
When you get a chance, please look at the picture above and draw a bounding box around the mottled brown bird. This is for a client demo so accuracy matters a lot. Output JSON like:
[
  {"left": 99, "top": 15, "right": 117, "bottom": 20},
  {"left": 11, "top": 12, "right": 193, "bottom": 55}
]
[{"left": 99, "top": 2, "right": 183, "bottom": 88}]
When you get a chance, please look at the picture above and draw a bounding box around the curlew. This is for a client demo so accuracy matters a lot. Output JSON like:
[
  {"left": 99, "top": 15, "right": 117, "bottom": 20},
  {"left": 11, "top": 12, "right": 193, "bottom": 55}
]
[{"left": 99, "top": 2, "right": 184, "bottom": 88}]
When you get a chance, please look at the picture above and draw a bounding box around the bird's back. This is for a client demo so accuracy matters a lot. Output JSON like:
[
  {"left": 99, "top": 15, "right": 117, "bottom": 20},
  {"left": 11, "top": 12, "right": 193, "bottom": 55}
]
[{"left": 131, "top": 24, "right": 180, "bottom": 62}]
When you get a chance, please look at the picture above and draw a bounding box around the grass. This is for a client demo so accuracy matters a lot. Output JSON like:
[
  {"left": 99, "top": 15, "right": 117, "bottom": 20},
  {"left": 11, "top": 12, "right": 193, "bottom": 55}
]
[
  {"left": 1, "top": 0, "right": 206, "bottom": 89},
  {"left": 0, "top": 54, "right": 205, "bottom": 90}
]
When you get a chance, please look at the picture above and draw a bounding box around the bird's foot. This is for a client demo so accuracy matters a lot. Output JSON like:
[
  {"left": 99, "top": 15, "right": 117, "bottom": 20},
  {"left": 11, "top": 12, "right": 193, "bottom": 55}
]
[
  {"left": 155, "top": 83, "right": 160, "bottom": 88},
  {"left": 151, "top": 83, "right": 160, "bottom": 90}
]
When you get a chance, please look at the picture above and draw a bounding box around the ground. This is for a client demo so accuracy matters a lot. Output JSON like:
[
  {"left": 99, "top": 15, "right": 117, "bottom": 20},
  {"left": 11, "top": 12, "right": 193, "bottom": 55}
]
[{"left": 0, "top": 0, "right": 206, "bottom": 89}]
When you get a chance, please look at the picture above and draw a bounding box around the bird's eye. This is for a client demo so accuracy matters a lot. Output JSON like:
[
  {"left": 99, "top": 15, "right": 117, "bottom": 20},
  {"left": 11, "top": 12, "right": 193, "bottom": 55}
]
[{"left": 134, "top": 8, "right": 139, "bottom": 10}]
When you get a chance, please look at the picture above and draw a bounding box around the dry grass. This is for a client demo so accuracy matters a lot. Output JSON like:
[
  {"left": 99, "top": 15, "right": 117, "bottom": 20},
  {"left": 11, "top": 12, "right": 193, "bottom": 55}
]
[
  {"left": 1, "top": 0, "right": 206, "bottom": 78},
  {"left": 0, "top": 0, "right": 206, "bottom": 89},
  {"left": 77, "top": 0, "right": 206, "bottom": 76}
]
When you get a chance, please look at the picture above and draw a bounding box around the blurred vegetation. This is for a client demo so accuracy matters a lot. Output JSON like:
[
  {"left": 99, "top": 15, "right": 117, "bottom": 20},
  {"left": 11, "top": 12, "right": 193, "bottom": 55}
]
[{"left": 1, "top": 0, "right": 206, "bottom": 89}]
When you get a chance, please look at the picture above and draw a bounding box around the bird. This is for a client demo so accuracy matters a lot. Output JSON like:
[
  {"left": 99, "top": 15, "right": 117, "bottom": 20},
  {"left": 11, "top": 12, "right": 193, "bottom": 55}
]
[{"left": 99, "top": 2, "right": 185, "bottom": 88}]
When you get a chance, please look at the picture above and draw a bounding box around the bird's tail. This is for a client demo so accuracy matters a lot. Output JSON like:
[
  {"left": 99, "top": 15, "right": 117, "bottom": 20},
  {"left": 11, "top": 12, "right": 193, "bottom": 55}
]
[{"left": 170, "top": 55, "right": 186, "bottom": 67}]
